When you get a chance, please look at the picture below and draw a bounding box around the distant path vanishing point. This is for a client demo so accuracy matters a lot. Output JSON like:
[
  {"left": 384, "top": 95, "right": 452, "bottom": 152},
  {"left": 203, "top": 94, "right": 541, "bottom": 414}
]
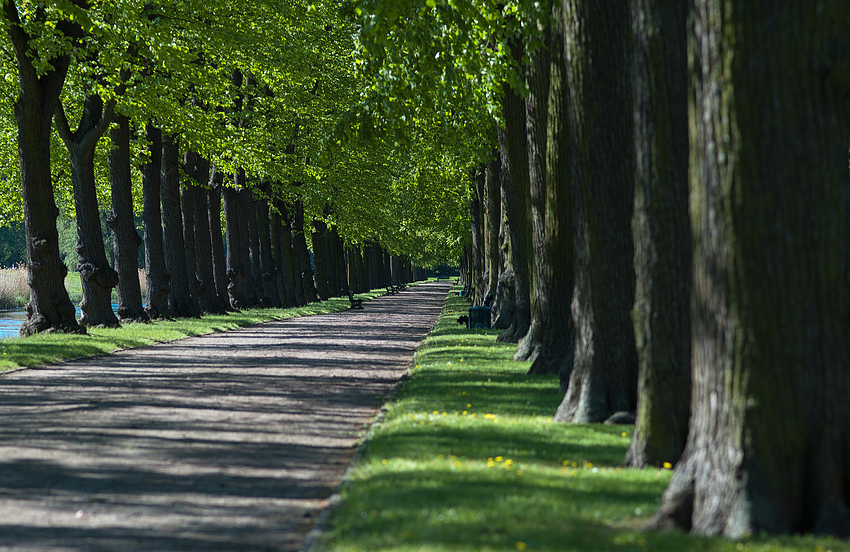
[{"left": 0, "top": 281, "right": 451, "bottom": 552}]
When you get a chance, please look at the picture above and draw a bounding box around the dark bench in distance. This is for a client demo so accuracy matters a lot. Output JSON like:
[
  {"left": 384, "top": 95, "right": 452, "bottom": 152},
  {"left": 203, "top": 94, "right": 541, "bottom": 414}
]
[{"left": 347, "top": 290, "right": 364, "bottom": 309}]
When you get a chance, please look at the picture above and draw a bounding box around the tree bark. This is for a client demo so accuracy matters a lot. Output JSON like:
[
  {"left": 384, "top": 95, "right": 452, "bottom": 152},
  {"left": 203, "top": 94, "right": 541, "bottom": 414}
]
[
  {"left": 312, "top": 219, "right": 331, "bottom": 300},
  {"left": 648, "top": 2, "right": 850, "bottom": 537},
  {"left": 275, "top": 199, "right": 298, "bottom": 306},
  {"left": 622, "top": 0, "right": 691, "bottom": 469},
  {"left": 5, "top": 0, "right": 84, "bottom": 336},
  {"left": 141, "top": 125, "right": 170, "bottom": 319},
  {"left": 470, "top": 169, "right": 486, "bottom": 306},
  {"left": 256, "top": 184, "right": 281, "bottom": 307},
  {"left": 207, "top": 167, "right": 231, "bottom": 311},
  {"left": 484, "top": 155, "right": 501, "bottom": 304},
  {"left": 185, "top": 152, "right": 226, "bottom": 314},
  {"left": 55, "top": 95, "right": 119, "bottom": 328},
  {"left": 517, "top": 1, "right": 577, "bottom": 377},
  {"left": 161, "top": 134, "right": 198, "bottom": 318},
  {"left": 554, "top": 0, "right": 638, "bottom": 423},
  {"left": 180, "top": 182, "right": 202, "bottom": 311},
  {"left": 292, "top": 200, "right": 318, "bottom": 303},
  {"left": 223, "top": 183, "right": 247, "bottom": 309},
  {"left": 242, "top": 183, "right": 262, "bottom": 307},
  {"left": 108, "top": 114, "right": 147, "bottom": 322},
  {"left": 497, "top": 84, "right": 533, "bottom": 343}
]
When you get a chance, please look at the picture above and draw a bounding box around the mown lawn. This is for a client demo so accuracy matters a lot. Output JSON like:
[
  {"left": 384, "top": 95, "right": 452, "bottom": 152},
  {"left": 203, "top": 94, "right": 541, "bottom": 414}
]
[{"left": 312, "top": 290, "right": 849, "bottom": 552}]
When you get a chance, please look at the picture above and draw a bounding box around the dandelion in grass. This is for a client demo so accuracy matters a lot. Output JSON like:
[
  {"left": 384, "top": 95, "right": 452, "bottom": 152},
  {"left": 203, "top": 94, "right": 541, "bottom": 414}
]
[
  {"left": 663, "top": 462, "right": 673, "bottom": 469},
  {"left": 495, "top": 456, "right": 503, "bottom": 463},
  {"left": 516, "top": 542, "right": 528, "bottom": 551}
]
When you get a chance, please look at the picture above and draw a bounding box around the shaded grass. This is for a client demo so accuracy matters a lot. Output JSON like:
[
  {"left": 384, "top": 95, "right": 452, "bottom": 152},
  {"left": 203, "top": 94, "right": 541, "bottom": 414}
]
[
  {"left": 0, "top": 288, "right": 386, "bottom": 372},
  {"left": 313, "top": 289, "right": 850, "bottom": 552}
]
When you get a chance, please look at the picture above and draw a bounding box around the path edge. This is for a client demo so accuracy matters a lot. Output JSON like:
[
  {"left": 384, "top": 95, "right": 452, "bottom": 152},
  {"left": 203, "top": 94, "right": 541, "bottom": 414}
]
[{"left": 298, "top": 282, "right": 453, "bottom": 552}]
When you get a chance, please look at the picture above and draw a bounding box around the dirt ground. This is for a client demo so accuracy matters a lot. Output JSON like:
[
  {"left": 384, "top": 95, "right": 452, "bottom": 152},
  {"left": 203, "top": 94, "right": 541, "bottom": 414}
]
[{"left": 0, "top": 282, "right": 451, "bottom": 552}]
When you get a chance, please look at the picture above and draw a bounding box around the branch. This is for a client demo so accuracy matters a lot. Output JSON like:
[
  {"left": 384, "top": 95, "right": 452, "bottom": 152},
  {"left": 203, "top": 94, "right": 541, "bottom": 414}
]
[{"left": 54, "top": 101, "right": 73, "bottom": 145}]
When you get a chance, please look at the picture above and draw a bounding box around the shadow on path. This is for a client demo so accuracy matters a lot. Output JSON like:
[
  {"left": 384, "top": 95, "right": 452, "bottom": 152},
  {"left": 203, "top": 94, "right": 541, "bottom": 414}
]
[{"left": 0, "top": 282, "right": 451, "bottom": 551}]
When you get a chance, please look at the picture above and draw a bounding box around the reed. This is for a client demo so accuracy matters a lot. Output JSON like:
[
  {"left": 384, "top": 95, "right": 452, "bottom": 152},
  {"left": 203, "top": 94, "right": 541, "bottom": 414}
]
[{"left": 0, "top": 264, "right": 29, "bottom": 310}]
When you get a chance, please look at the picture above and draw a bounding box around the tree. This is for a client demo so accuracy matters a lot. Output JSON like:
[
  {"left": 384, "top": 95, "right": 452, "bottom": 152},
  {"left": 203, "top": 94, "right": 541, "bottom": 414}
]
[
  {"left": 55, "top": 93, "right": 120, "bottom": 328},
  {"left": 3, "top": 0, "right": 86, "bottom": 335},
  {"left": 108, "top": 114, "right": 147, "bottom": 322},
  {"left": 648, "top": 1, "right": 850, "bottom": 537},
  {"left": 553, "top": 0, "right": 638, "bottom": 423},
  {"left": 622, "top": 0, "right": 691, "bottom": 469}
]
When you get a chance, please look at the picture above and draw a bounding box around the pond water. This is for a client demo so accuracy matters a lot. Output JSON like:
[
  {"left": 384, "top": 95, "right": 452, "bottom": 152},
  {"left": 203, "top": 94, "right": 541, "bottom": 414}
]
[{"left": 0, "top": 305, "right": 118, "bottom": 339}]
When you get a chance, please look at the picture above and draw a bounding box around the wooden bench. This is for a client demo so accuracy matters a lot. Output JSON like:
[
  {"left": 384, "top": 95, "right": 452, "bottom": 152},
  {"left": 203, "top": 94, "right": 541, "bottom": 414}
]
[
  {"left": 347, "top": 290, "right": 364, "bottom": 309},
  {"left": 385, "top": 284, "right": 398, "bottom": 295},
  {"left": 394, "top": 279, "right": 407, "bottom": 291}
]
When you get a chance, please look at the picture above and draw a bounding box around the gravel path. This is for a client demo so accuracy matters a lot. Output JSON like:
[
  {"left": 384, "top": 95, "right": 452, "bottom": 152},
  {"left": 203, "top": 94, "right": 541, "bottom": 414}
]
[{"left": 0, "top": 282, "right": 451, "bottom": 551}]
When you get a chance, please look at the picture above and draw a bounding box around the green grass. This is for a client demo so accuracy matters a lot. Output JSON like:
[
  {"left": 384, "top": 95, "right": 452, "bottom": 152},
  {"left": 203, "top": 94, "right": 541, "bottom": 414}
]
[
  {"left": 0, "top": 288, "right": 386, "bottom": 372},
  {"left": 313, "top": 289, "right": 850, "bottom": 552}
]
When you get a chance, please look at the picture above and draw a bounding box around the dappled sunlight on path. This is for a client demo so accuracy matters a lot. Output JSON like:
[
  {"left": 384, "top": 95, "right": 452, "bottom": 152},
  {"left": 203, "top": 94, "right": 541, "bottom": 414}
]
[{"left": 0, "top": 282, "right": 450, "bottom": 551}]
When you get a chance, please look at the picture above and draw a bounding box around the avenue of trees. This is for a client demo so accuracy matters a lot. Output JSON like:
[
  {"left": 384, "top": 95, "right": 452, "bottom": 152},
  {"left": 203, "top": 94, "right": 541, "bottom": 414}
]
[
  {"left": 355, "top": 0, "right": 850, "bottom": 541},
  {"left": 4, "top": 0, "right": 850, "bottom": 542},
  {"left": 0, "top": 0, "right": 460, "bottom": 335}
]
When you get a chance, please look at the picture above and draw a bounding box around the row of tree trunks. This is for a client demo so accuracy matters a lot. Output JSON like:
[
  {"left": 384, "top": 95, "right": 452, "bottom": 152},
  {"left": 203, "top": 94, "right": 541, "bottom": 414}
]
[
  {"left": 108, "top": 115, "right": 147, "bottom": 322},
  {"left": 649, "top": 0, "right": 850, "bottom": 538}
]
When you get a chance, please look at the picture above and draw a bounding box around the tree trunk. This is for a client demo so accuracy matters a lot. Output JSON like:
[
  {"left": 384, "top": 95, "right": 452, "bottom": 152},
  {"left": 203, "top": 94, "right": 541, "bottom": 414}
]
[
  {"left": 6, "top": 0, "right": 84, "bottom": 336},
  {"left": 161, "top": 134, "right": 198, "bottom": 318},
  {"left": 470, "top": 169, "right": 486, "bottom": 306},
  {"left": 257, "top": 185, "right": 281, "bottom": 307},
  {"left": 274, "top": 198, "right": 298, "bottom": 307},
  {"left": 312, "top": 219, "right": 330, "bottom": 300},
  {"left": 622, "top": 0, "right": 691, "bottom": 470},
  {"left": 554, "top": 0, "right": 638, "bottom": 423},
  {"left": 185, "top": 152, "right": 225, "bottom": 314},
  {"left": 269, "top": 199, "right": 288, "bottom": 306},
  {"left": 207, "top": 168, "right": 231, "bottom": 311},
  {"left": 648, "top": 2, "right": 850, "bottom": 537},
  {"left": 292, "top": 200, "right": 318, "bottom": 303},
  {"left": 180, "top": 183, "right": 202, "bottom": 311},
  {"left": 141, "top": 125, "right": 170, "bottom": 319},
  {"left": 484, "top": 155, "right": 501, "bottom": 304},
  {"left": 497, "top": 84, "right": 533, "bottom": 343},
  {"left": 108, "top": 114, "right": 147, "bottom": 322},
  {"left": 491, "top": 164, "right": 515, "bottom": 330},
  {"left": 243, "top": 183, "right": 262, "bottom": 306},
  {"left": 223, "top": 183, "right": 247, "bottom": 308},
  {"left": 516, "top": 1, "right": 577, "bottom": 376},
  {"left": 55, "top": 95, "right": 119, "bottom": 328}
]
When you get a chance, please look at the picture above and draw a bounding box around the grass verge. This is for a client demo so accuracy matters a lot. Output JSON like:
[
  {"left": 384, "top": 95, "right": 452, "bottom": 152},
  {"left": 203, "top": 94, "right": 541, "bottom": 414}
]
[
  {"left": 311, "top": 288, "right": 849, "bottom": 552},
  {"left": 0, "top": 288, "right": 386, "bottom": 373}
]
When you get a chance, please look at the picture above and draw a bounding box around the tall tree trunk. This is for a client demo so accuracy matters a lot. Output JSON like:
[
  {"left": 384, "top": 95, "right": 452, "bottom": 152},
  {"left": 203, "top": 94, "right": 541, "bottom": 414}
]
[
  {"left": 180, "top": 183, "right": 202, "bottom": 310},
  {"left": 207, "top": 167, "right": 231, "bottom": 311},
  {"left": 521, "top": 1, "right": 576, "bottom": 376},
  {"left": 649, "top": 2, "right": 850, "bottom": 537},
  {"left": 185, "top": 152, "right": 225, "bottom": 314},
  {"left": 55, "top": 95, "right": 119, "bottom": 328},
  {"left": 484, "top": 155, "right": 501, "bottom": 303},
  {"left": 312, "top": 219, "right": 330, "bottom": 300},
  {"left": 491, "top": 165, "right": 515, "bottom": 330},
  {"left": 269, "top": 198, "right": 288, "bottom": 307},
  {"left": 331, "top": 227, "right": 347, "bottom": 295},
  {"left": 243, "top": 183, "right": 262, "bottom": 306},
  {"left": 292, "top": 200, "right": 318, "bottom": 303},
  {"left": 141, "top": 125, "right": 170, "bottom": 319},
  {"left": 6, "top": 0, "right": 84, "bottom": 336},
  {"left": 497, "top": 84, "right": 533, "bottom": 343},
  {"left": 108, "top": 114, "right": 147, "bottom": 322},
  {"left": 257, "top": 185, "right": 281, "bottom": 307},
  {"left": 470, "top": 169, "right": 486, "bottom": 306},
  {"left": 275, "top": 198, "right": 298, "bottom": 307},
  {"left": 223, "top": 183, "right": 247, "bottom": 309},
  {"left": 622, "top": 0, "right": 691, "bottom": 469},
  {"left": 161, "top": 134, "right": 198, "bottom": 318},
  {"left": 554, "top": 0, "right": 638, "bottom": 423}
]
